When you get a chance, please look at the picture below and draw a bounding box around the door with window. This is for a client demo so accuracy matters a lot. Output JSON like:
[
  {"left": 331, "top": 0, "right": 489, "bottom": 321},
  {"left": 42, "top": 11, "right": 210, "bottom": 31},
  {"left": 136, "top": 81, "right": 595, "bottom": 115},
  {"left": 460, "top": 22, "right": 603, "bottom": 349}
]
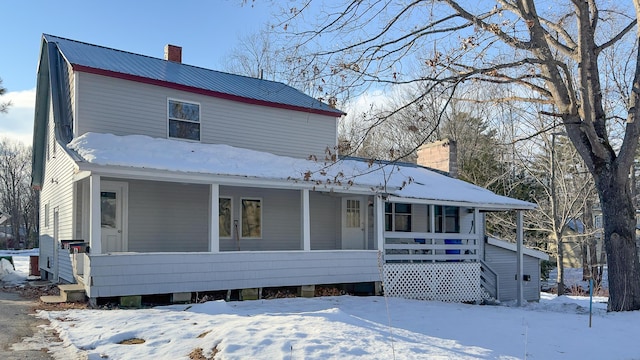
[
  {"left": 341, "top": 197, "right": 365, "bottom": 249},
  {"left": 101, "top": 181, "right": 128, "bottom": 253}
]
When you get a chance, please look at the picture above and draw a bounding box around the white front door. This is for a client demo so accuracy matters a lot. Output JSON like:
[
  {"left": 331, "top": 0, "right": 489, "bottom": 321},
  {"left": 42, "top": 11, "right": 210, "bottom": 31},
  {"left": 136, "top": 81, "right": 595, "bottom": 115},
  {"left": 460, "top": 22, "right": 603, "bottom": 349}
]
[
  {"left": 101, "top": 181, "right": 128, "bottom": 253},
  {"left": 341, "top": 197, "right": 366, "bottom": 249}
]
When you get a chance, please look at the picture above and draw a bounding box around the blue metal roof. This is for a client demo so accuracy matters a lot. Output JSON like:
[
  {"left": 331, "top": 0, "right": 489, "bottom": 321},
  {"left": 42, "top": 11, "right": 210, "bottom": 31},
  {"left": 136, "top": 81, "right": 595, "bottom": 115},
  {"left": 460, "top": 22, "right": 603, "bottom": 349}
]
[{"left": 43, "top": 34, "right": 344, "bottom": 116}]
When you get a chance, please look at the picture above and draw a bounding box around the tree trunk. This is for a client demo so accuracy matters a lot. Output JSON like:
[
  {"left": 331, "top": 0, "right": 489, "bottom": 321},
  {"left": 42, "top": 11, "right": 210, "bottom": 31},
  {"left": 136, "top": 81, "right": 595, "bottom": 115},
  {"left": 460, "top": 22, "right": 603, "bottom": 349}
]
[
  {"left": 599, "top": 174, "right": 640, "bottom": 311},
  {"left": 556, "top": 233, "right": 565, "bottom": 295}
]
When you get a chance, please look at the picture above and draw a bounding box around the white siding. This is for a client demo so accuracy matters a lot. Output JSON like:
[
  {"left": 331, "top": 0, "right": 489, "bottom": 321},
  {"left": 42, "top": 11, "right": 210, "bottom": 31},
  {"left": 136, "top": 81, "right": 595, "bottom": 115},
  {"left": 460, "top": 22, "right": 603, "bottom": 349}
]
[
  {"left": 75, "top": 72, "right": 337, "bottom": 159},
  {"left": 459, "top": 208, "right": 474, "bottom": 234},
  {"left": 57, "top": 250, "right": 74, "bottom": 283},
  {"left": 39, "top": 101, "right": 77, "bottom": 278},
  {"left": 85, "top": 250, "right": 380, "bottom": 298},
  {"left": 39, "top": 236, "right": 54, "bottom": 274},
  {"left": 126, "top": 180, "right": 209, "bottom": 252},
  {"left": 484, "top": 243, "right": 541, "bottom": 302}
]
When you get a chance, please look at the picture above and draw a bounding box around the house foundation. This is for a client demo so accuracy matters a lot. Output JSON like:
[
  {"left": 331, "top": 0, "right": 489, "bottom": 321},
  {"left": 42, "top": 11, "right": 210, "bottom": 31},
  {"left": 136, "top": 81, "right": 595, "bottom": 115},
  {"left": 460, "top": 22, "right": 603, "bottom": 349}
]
[{"left": 299, "top": 285, "right": 315, "bottom": 298}]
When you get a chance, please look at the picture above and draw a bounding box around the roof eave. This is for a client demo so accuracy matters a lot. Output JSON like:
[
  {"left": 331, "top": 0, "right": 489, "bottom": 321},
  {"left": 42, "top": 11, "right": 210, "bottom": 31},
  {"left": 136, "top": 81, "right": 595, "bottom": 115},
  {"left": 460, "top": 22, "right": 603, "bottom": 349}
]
[
  {"left": 74, "top": 161, "right": 377, "bottom": 194},
  {"left": 386, "top": 195, "right": 536, "bottom": 211},
  {"left": 31, "top": 38, "right": 51, "bottom": 189}
]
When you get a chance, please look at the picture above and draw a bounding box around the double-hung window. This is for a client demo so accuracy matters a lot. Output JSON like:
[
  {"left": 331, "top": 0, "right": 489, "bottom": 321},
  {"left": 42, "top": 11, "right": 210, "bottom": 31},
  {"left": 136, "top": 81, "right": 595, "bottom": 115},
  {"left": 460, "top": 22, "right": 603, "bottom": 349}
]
[
  {"left": 168, "top": 99, "right": 200, "bottom": 141},
  {"left": 241, "top": 198, "right": 262, "bottom": 239},
  {"left": 435, "top": 205, "right": 460, "bottom": 233},
  {"left": 385, "top": 202, "right": 412, "bottom": 232}
]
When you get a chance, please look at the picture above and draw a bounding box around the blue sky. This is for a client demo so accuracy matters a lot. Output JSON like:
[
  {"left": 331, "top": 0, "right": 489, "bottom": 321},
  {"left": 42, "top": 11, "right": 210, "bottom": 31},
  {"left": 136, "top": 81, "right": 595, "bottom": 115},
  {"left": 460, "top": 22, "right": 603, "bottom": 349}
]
[{"left": 0, "top": 0, "right": 274, "bottom": 144}]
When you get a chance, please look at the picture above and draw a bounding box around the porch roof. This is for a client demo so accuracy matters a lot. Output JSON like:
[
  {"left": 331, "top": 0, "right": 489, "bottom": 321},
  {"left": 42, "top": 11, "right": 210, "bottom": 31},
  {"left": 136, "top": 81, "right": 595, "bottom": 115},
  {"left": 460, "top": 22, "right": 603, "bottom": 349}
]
[{"left": 68, "top": 132, "right": 536, "bottom": 210}]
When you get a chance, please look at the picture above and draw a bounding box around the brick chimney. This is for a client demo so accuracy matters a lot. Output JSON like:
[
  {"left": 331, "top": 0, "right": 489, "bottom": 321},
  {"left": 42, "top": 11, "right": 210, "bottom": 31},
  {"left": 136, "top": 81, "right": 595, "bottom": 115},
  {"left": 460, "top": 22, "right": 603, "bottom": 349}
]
[
  {"left": 164, "top": 44, "right": 182, "bottom": 63},
  {"left": 417, "top": 139, "right": 458, "bottom": 178}
]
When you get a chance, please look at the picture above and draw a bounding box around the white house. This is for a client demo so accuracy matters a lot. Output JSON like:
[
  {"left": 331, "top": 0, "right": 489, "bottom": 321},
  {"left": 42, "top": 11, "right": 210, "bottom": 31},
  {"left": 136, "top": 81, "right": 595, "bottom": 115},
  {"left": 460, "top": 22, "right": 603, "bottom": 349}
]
[{"left": 32, "top": 34, "right": 540, "bottom": 305}]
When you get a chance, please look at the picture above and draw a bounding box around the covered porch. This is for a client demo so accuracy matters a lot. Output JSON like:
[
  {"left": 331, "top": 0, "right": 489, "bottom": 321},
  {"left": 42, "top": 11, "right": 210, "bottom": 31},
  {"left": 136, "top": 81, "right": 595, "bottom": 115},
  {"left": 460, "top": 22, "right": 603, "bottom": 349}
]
[
  {"left": 68, "top": 173, "right": 386, "bottom": 299},
  {"left": 54, "top": 132, "right": 535, "bottom": 304}
]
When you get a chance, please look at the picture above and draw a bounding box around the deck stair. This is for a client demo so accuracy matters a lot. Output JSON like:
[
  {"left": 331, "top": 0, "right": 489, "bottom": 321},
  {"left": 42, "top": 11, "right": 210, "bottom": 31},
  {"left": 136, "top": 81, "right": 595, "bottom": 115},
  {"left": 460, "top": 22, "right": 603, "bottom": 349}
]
[{"left": 40, "top": 284, "right": 86, "bottom": 304}]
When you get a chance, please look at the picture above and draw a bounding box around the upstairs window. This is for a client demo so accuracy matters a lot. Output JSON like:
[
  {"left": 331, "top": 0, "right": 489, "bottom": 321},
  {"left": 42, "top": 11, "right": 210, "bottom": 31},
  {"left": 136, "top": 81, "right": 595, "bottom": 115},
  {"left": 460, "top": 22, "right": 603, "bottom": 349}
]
[{"left": 168, "top": 99, "right": 200, "bottom": 141}]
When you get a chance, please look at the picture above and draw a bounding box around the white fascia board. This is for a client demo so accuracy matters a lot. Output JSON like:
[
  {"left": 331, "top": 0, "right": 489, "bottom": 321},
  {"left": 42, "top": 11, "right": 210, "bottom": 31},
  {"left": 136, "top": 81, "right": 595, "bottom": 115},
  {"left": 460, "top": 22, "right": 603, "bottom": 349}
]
[
  {"left": 386, "top": 195, "right": 537, "bottom": 211},
  {"left": 75, "top": 162, "right": 378, "bottom": 195}
]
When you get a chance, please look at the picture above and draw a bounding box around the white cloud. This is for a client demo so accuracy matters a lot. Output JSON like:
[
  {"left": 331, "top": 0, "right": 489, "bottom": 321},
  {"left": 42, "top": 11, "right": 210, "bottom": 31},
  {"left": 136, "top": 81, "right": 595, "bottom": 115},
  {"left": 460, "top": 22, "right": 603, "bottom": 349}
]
[
  {"left": 2, "top": 88, "right": 36, "bottom": 108},
  {"left": 0, "top": 88, "right": 35, "bottom": 145}
]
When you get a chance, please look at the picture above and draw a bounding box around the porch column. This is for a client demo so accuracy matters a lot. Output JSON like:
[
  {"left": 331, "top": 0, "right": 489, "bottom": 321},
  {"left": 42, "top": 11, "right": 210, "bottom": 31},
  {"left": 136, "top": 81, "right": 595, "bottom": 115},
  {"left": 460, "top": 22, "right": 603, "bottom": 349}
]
[
  {"left": 301, "top": 189, "right": 310, "bottom": 251},
  {"left": 209, "top": 184, "right": 220, "bottom": 253},
  {"left": 375, "top": 195, "right": 385, "bottom": 252},
  {"left": 473, "top": 208, "right": 482, "bottom": 258},
  {"left": 516, "top": 210, "right": 524, "bottom": 306},
  {"left": 89, "top": 175, "right": 101, "bottom": 254}
]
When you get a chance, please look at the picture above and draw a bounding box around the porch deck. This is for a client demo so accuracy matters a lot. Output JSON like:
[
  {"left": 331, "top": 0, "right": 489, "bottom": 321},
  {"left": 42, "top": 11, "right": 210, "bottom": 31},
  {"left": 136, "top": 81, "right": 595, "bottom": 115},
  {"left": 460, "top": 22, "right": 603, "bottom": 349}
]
[{"left": 81, "top": 250, "right": 380, "bottom": 298}]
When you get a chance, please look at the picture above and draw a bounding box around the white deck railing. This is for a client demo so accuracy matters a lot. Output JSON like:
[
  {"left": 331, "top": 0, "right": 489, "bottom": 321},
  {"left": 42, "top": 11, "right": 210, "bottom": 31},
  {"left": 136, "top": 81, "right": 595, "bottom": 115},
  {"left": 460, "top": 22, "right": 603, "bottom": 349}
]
[{"left": 384, "top": 232, "right": 480, "bottom": 263}]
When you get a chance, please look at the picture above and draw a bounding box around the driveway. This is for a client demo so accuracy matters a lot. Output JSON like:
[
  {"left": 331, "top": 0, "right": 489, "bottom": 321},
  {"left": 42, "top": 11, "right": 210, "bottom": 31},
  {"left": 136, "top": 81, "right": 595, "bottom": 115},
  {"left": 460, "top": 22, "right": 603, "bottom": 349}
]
[{"left": 0, "top": 289, "right": 53, "bottom": 359}]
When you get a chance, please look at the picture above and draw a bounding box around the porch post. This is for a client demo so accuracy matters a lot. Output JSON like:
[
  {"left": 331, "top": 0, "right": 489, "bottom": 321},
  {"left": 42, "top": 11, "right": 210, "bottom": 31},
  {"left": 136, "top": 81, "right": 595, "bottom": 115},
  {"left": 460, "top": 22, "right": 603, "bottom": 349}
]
[
  {"left": 474, "top": 208, "right": 482, "bottom": 258},
  {"left": 301, "top": 189, "right": 310, "bottom": 251},
  {"left": 89, "top": 175, "right": 101, "bottom": 254},
  {"left": 516, "top": 210, "right": 524, "bottom": 306},
  {"left": 375, "top": 195, "right": 385, "bottom": 252},
  {"left": 209, "top": 184, "right": 220, "bottom": 253}
]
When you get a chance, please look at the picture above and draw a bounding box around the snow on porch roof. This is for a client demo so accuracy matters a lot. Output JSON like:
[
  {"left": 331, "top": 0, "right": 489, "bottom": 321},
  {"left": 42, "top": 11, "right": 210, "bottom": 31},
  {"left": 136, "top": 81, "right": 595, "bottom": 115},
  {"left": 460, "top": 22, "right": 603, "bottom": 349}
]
[{"left": 68, "top": 133, "right": 535, "bottom": 210}]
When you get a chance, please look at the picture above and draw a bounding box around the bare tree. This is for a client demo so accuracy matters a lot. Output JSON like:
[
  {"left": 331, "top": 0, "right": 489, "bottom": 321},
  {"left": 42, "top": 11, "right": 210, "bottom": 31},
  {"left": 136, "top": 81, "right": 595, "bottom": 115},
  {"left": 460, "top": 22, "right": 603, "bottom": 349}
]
[
  {"left": 522, "top": 126, "right": 597, "bottom": 295},
  {"left": 278, "top": 0, "right": 640, "bottom": 311},
  {"left": 0, "top": 77, "right": 11, "bottom": 113},
  {"left": 0, "top": 139, "right": 33, "bottom": 248}
]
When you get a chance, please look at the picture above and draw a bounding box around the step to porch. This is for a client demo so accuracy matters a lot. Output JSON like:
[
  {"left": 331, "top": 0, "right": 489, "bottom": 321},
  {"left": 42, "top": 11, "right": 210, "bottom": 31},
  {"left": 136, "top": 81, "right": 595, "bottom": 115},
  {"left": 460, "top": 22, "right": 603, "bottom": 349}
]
[{"left": 40, "top": 283, "right": 86, "bottom": 304}]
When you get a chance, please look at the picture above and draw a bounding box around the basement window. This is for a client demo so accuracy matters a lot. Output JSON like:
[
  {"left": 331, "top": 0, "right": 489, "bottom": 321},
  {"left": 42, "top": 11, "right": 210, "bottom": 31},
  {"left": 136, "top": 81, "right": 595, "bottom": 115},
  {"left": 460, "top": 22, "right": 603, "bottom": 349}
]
[{"left": 168, "top": 99, "right": 200, "bottom": 141}]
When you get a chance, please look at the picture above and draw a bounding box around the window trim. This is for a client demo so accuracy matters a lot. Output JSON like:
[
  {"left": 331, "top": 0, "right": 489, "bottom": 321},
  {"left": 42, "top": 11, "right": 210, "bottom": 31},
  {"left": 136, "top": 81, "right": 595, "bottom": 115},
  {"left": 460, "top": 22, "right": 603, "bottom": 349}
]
[
  {"left": 240, "top": 197, "right": 262, "bottom": 239},
  {"left": 385, "top": 202, "right": 412, "bottom": 232},
  {"left": 435, "top": 205, "right": 460, "bottom": 233},
  {"left": 219, "top": 196, "right": 233, "bottom": 239},
  {"left": 167, "top": 98, "right": 201, "bottom": 141}
]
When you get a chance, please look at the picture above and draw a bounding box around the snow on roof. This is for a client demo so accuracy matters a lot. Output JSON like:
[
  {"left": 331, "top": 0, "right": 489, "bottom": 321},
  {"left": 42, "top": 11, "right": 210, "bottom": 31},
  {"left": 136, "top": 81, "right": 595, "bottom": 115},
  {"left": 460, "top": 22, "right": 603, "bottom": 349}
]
[
  {"left": 487, "top": 237, "right": 549, "bottom": 260},
  {"left": 68, "top": 132, "right": 535, "bottom": 209}
]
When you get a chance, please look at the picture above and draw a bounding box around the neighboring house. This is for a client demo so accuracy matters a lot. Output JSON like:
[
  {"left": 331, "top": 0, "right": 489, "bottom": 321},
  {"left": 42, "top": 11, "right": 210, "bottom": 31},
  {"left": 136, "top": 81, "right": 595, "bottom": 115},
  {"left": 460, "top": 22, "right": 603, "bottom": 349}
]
[
  {"left": 32, "top": 34, "right": 539, "bottom": 305},
  {"left": 549, "top": 219, "right": 597, "bottom": 269}
]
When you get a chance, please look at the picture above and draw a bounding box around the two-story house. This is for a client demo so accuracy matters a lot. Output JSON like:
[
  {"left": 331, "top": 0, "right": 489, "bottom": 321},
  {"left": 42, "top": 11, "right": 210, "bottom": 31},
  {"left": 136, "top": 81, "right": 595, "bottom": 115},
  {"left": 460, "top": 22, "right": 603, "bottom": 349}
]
[{"left": 32, "top": 34, "right": 545, "bottom": 306}]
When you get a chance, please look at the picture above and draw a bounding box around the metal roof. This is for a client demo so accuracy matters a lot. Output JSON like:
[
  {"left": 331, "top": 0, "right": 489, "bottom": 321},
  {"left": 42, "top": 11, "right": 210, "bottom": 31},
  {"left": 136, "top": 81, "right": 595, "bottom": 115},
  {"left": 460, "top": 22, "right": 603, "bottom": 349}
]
[{"left": 42, "top": 34, "right": 344, "bottom": 117}]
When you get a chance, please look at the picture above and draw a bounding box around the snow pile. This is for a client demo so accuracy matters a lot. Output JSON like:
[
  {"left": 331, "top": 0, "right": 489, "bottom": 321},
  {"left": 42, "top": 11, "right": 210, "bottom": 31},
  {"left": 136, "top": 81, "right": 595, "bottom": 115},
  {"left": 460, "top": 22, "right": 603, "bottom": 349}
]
[
  {"left": 68, "top": 132, "right": 533, "bottom": 208},
  {"left": 0, "top": 249, "right": 38, "bottom": 285},
  {"left": 0, "top": 258, "right": 16, "bottom": 279}
]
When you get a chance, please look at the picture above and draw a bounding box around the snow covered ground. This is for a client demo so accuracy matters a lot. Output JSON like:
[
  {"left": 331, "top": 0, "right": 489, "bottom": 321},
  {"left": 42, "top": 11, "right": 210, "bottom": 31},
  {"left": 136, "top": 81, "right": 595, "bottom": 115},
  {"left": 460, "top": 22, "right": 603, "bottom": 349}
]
[
  {"left": 0, "top": 248, "right": 38, "bottom": 285},
  {"left": 2, "top": 251, "right": 639, "bottom": 359}
]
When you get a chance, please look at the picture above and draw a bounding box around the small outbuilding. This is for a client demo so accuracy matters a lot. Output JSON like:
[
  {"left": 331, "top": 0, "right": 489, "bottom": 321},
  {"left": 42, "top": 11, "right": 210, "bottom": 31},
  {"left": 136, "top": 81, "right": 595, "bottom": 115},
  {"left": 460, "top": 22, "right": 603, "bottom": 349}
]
[{"left": 484, "top": 237, "right": 549, "bottom": 302}]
